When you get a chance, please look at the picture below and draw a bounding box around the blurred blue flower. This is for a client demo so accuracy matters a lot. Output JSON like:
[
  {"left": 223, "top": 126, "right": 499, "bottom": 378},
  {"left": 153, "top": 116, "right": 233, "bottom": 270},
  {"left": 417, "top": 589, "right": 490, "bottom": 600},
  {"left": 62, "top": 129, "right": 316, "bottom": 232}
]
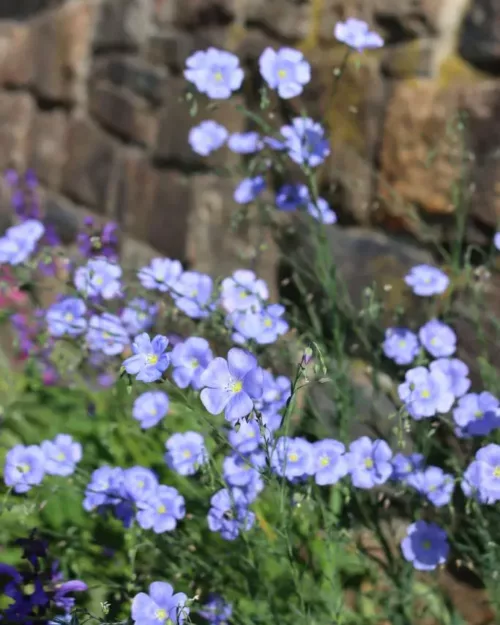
[
  {"left": 234, "top": 176, "right": 266, "bottom": 204},
  {"left": 407, "top": 466, "right": 454, "bottom": 507},
  {"left": 229, "top": 303, "right": 289, "bottom": 345},
  {"left": 121, "top": 297, "right": 157, "bottom": 335},
  {"left": 133, "top": 391, "right": 170, "bottom": 429},
  {"left": 405, "top": 264, "right": 449, "bottom": 297},
  {"left": 123, "top": 466, "right": 159, "bottom": 503},
  {"left": 280, "top": 118, "right": 330, "bottom": 168},
  {"left": 276, "top": 183, "right": 304, "bottom": 211},
  {"left": 430, "top": 358, "right": 470, "bottom": 398},
  {"left": 138, "top": 257, "right": 183, "bottom": 293},
  {"left": 228, "top": 420, "right": 262, "bottom": 455},
  {"left": 271, "top": 436, "right": 314, "bottom": 481},
  {"left": 123, "top": 332, "right": 170, "bottom": 383},
  {"left": 184, "top": 48, "right": 244, "bottom": 99},
  {"left": 259, "top": 47, "right": 311, "bottom": 99},
  {"left": 132, "top": 582, "right": 189, "bottom": 625},
  {"left": 398, "top": 365, "right": 454, "bottom": 420},
  {"left": 453, "top": 392, "right": 500, "bottom": 437},
  {"left": 188, "top": 120, "right": 229, "bottom": 156},
  {"left": 173, "top": 271, "right": 216, "bottom": 319},
  {"left": 136, "top": 485, "right": 186, "bottom": 533},
  {"left": 171, "top": 337, "right": 213, "bottom": 390},
  {"left": 347, "top": 437, "right": 393, "bottom": 488},
  {"left": 4, "top": 444, "right": 45, "bottom": 493},
  {"left": 313, "top": 439, "right": 349, "bottom": 485},
  {"left": 87, "top": 313, "right": 129, "bottom": 356},
  {"left": 391, "top": 453, "right": 424, "bottom": 482},
  {"left": 382, "top": 327, "right": 420, "bottom": 365},
  {"left": 221, "top": 269, "right": 269, "bottom": 313},
  {"left": 199, "top": 594, "right": 233, "bottom": 624},
  {"left": 228, "top": 132, "right": 263, "bottom": 154},
  {"left": 462, "top": 444, "right": 500, "bottom": 503},
  {"left": 41, "top": 434, "right": 82, "bottom": 477},
  {"left": 207, "top": 488, "right": 255, "bottom": 540},
  {"left": 401, "top": 521, "right": 449, "bottom": 571},
  {"left": 494, "top": 232, "right": 500, "bottom": 250},
  {"left": 165, "top": 431, "right": 208, "bottom": 476},
  {"left": 83, "top": 466, "right": 125, "bottom": 512},
  {"left": 46, "top": 297, "right": 87, "bottom": 337},
  {"left": 334, "top": 18, "right": 384, "bottom": 52},
  {"left": 0, "top": 219, "right": 45, "bottom": 265},
  {"left": 200, "top": 348, "right": 263, "bottom": 424},
  {"left": 419, "top": 319, "right": 457, "bottom": 358},
  {"left": 74, "top": 258, "right": 122, "bottom": 300},
  {"left": 223, "top": 454, "right": 261, "bottom": 490}
]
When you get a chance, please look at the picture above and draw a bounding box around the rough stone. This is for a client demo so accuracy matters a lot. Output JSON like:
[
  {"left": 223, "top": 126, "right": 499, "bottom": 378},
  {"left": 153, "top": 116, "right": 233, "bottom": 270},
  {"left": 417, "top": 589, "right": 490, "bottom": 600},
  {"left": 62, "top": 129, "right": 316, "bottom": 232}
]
[
  {"left": 91, "top": 57, "right": 168, "bottom": 104},
  {"left": 94, "top": 0, "right": 152, "bottom": 52},
  {"left": 147, "top": 27, "right": 224, "bottom": 72},
  {"left": 244, "top": 0, "right": 312, "bottom": 41},
  {"left": 0, "top": 92, "right": 35, "bottom": 171},
  {"left": 28, "top": 110, "right": 68, "bottom": 189},
  {"left": 459, "top": 0, "right": 500, "bottom": 73},
  {"left": 41, "top": 189, "right": 81, "bottom": 244},
  {"left": 89, "top": 82, "right": 159, "bottom": 147},
  {"left": 32, "top": 0, "right": 98, "bottom": 104},
  {"left": 381, "top": 39, "right": 440, "bottom": 78},
  {"left": 62, "top": 115, "right": 118, "bottom": 213},
  {"left": 373, "top": 0, "right": 441, "bottom": 41},
  {"left": 157, "top": 0, "right": 235, "bottom": 28},
  {"left": 0, "top": 23, "right": 34, "bottom": 87},
  {"left": 0, "top": 0, "right": 64, "bottom": 20}
]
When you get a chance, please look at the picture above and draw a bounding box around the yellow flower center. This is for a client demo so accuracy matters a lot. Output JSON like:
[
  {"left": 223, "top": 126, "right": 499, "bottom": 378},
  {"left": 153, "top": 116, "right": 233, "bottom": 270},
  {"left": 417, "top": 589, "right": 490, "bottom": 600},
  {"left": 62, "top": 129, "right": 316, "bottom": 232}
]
[
  {"left": 138, "top": 312, "right": 146, "bottom": 320},
  {"left": 239, "top": 291, "right": 248, "bottom": 299},
  {"left": 150, "top": 408, "right": 157, "bottom": 416},
  {"left": 364, "top": 458, "right": 374, "bottom": 469},
  {"left": 421, "top": 389, "right": 431, "bottom": 399},
  {"left": 102, "top": 331, "right": 111, "bottom": 339},
  {"left": 137, "top": 480, "right": 144, "bottom": 488},
  {"left": 146, "top": 353, "right": 159, "bottom": 365},
  {"left": 157, "top": 504, "right": 166, "bottom": 514},
  {"left": 263, "top": 318, "right": 272, "bottom": 328},
  {"left": 422, "top": 540, "right": 431, "bottom": 550},
  {"left": 214, "top": 71, "right": 223, "bottom": 81},
  {"left": 94, "top": 276, "right": 103, "bottom": 285},
  {"left": 430, "top": 337, "right": 438, "bottom": 345},
  {"left": 231, "top": 380, "right": 243, "bottom": 393},
  {"left": 155, "top": 608, "right": 167, "bottom": 621},
  {"left": 191, "top": 289, "right": 198, "bottom": 297},
  {"left": 191, "top": 359, "right": 199, "bottom": 369},
  {"left": 320, "top": 456, "right": 330, "bottom": 467},
  {"left": 56, "top": 452, "right": 66, "bottom": 461},
  {"left": 474, "top": 410, "right": 484, "bottom": 419},
  {"left": 17, "top": 463, "right": 30, "bottom": 474},
  {"left": 183, "top": 450, "right": 192, "bottom": 459},
  {"left": 288, "top": 452, "right": 298, "bottom": 462},
  {"left": 398, "top": 340, "right": 406, "bottom": 348},
  {"left": 278, "top": 69, "right": 287, "bottom": 78},
  {"left": 494, "top": 466, "right": 500, "bottom": 478},
  {"left": 64, "top": 313, "right": 74, "bottom": 322}
]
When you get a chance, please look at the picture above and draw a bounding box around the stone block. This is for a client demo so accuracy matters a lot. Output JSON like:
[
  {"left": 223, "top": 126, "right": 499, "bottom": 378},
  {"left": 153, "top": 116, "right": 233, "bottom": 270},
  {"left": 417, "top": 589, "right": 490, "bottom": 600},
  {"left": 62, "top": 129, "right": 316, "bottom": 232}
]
[
  {"left": 0, "top": 23, "right": 34, "bottom": 87},
  {"left": 62, "top": 115, "right": 118, "bottom": 213},
  {"left": 0, "top": 92, "right": 35, "bottom": 171},
  {"left": 89, "top": 82, "right": 159, "bottom": 147},
  {"left": 147, "top": 28, "right": 222, "bottom": 72},
  {"left": 94, "top": 0, "right": 152, "bottom": 52},
  {"left": 28, "top": 110, "right": 68, "bottom": 189},
  {"left": 32, "top": 0, "right": 99, "bottom": 103},
  {"left": 459, "top": 0, "right": 500, "bottom": 72}
]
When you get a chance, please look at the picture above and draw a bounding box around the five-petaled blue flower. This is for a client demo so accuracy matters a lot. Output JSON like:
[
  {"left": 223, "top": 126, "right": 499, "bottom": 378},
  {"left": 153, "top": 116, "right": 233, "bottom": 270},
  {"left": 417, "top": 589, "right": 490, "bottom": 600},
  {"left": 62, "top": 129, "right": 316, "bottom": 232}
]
[
  {"left": 46, "top": 297, "right": 87, "bottom": 337},
  {"left": 133, "top": 391, "right": 170, "bottom": 429},
  {"left": 280, "top": 118, "right": 330, "bottom": 168},
  {"left": 165, "top": 431, "right": 208, "bottom": 476},
  {"left": 207, "top": 488, "right": 255, "bottom": 540},
  {"left": 453, "top": 392, "right": 500, "bottom": 437},
  {"left": 405, "top": 264, "right": 449, "bottom": 297},
  {"left": 347, "top": 436, "right": 393, "bottom": 489},
  {"left": 74, "top": 258, "right": 122, "bottom": 300},
  {"left": 199, "top": 594, "right": 233, "bottom": 625},
  {"left": 271, "top": 436, "right": 315, "bottom": 482},
  {"left": 121, "top": 297, "right": 157, "bottom": 335},
  {"left": 123, "top": 333, "right": 170, "bottom": 383},
  {"left": 313, "top": 439, "right": 349, "bottom": 486},
  {"left": 401, "top": 521, "right": 449, "bottom": 571},
  {"left": 184, "top": 48, "right": 244, "bottom": 100},
  {"left": 228, "top": 132, "right": 263, "bottom": 154},
  {"left": 200, "top": 348, "right": 263, "bottom": 424},
  {"left": 382, "top": 327, "right": 420, "bottom": 365},
  {"left": 0, "top": 219, "right": 45, "bottom": 265},
  {"left": 138, "top": 257, "right": 183, "bottom": 293},
  {"left": 4, "top": 444, "right": 45, "bottom": 493},
  {"left": 398, "top": 366, "right": 454, "bottom": 420},
  {"left": 234, "top": 176, "right": 266, "bottom": 204},
  {"left": 462, "top": 444, "right": 500, "bottom": 504},
  {"left": 429, "top": 358, "right": 470, "bottom": 399},
  {"left": 41, "top": 434, "right": 82, "bottom": 477},
  {"left": 259, "top": 47, "right": 311, "bottom": 99},
  {"left": 136, "top": 485, "right": 186, "bottom": 534},
  {"left": 419, "top": 319, "right": 457, "bottom": 358},
  {"left": 334, "top": 18, "right": 384, "bottom": 52},
  {"left": 86, "top": 313, "right": 130, "bottom": 356},
  {"left": 407, "top": 466, "right": 454, "bottom": 507},
  {"left": 221, "top": 269, "right": 269, "bottom": 313},
  {"left": 131, "top": 581, "right": 189, "bottom": 625},
  {"left": 173, "top": 271, "right": 216, "bottom": 319},
  {"left": 188, "top": 120, "right": 229, "bottom": 156},
  {"left": 171, "top": 337, "right": 213, "bottom": 390}
]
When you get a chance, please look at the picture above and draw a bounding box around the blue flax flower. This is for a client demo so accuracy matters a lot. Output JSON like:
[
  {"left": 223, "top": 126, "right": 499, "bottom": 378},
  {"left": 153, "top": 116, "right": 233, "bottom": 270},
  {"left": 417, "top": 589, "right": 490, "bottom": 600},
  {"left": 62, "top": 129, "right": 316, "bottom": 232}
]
[
  {"left": 313, "top": 439, "right": 349, "bottom": 486},
  {"left": 123, "top": 466, "right": 159, "bottom": 503},
  {"left": 407, "top": 466, "right": 454, "bottom": 507},
  {"left": 334, "top": 18, "right": 384, "bottom": 52},
  {"left": 347, "top": 437, "right": 393, "bottom": 488},
  {"left": 280, "top": 118, "right": 330, "bottom": 168},
  {"left": 228, "top": 132, "right": 263, "bottom": 154},
  {"left": 136, "top": 485, "right": 186, "bottom": 533},
  {"left": 228, "top": 304, "right": 289, "bottom": 345},
  {"left": 382, "top": 327, "right": 420, "bottom": 365},
  {"left": 184, "top": 48, "right": 244, "bottom": 99},
  {"left": 259, "top": 47, "right": 311, "bottom": 99},
  {"left": 453, "top": 392, "right": 500, "bottom": 437},
  {"left": 401, "top": 521, "right": 449, "bottom": 571},
  {"left": 221, "top": 269, "right": 269, "bottom": 313},
  {"left": 138, "top": 257, "right": 183, "bottom": 293},
  {"left": 132, "top": 581, "right": 189, "bottom": 625},
  {"left": 165, "top": 431, "right": 208, "bottom": 476},
  {"left": 171, "top": 337, "right": 213, "bottom": 390},
  {"left": 430, "top": 358, "right": 470, "bottom": 398},
  {"left": 87, "top": 313, "right": 130, "bottom": 356},
  {"left": 223, "top": 454, "right": 261, "bottom": 490},
  {"left": 271, "top": 437, "right": 315, "bottom": 481},
  {"left": 41, "top": 434, "right": 82, "bottom": 477},
  {"left": 0, "top": 219, "right": 45, "bottom": 265},
  {"left": 207, "top": 488, "right": 255, "bottom": 540},
  {"left": 123, "top": 333, "right": 170, "bottom": 383},
  {"left": 199, "top": 594, "right": 232, "bottom": 624},
  {"left": 46, "top": 297, "right": 87, "bottom": 337},
  {"left": 228, "top": 420, "right": 262, "bottom": 455},
  {"left": 4, "top": 444, "right": 45, "bottom": 493},
  {"left": 405, "top": 264, "right": 449, "bottom": 296},
  {"left": 462, "top": 444, "right": 500, "bottom": 504},
  {"left": 200, "top": 348, "right": 263, "bottom": 424},
  {"left": 121, "top": 297, "right": 157, "bottom": 335},
  {"left": 398, "top": 365, "right": 454, "bottom": 420},
  {"left": 74, "top": 258, "right": 122, "bottom": 300},
  {"left": 188, "top": 120, "right": 229, "bottom": 156},
  {"left": 391, "top": 453, "right": 424, "bottom": 482},
  {"left": 419, "top": 319, "right": 457, "bottom": 358},
  {"left": 173, "top": 271, "right": 216, "bottom": 319},
  {"left": 234, "top": 176, "right": 266, "bottom": 204},
  {"left": 133, "top": 391, "right": 170, "bottom": 429},
  {"left": 495, "top": 232, "right": 500, "bottom": 251}
]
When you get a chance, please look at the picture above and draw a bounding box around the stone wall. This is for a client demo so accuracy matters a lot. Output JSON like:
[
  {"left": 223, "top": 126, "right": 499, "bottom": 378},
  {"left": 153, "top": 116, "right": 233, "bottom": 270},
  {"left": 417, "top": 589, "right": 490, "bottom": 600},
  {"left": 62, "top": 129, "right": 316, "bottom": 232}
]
[{"left": 0, "top": 0, "right": 499, "bottom": 283}]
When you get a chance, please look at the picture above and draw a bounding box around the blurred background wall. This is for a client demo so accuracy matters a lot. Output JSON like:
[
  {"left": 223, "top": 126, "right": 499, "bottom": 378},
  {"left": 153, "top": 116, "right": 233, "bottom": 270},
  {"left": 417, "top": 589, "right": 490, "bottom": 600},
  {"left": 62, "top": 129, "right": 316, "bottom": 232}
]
[{"left": 0, "top": 0, "right": 499, "bottom": 283}]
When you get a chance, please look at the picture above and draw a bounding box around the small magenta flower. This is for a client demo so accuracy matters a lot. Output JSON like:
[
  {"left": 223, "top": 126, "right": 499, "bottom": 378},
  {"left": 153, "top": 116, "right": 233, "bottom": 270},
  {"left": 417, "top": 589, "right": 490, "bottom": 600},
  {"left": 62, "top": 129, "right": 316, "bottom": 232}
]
[
  {"left": 398, "top": 366, "right": 454, "bottom": 420},
  {"left": 86, "top": 313, "right": 130, "bottom": 356},
  {"left": 234, "top": 176, "right": 266, "bottom": 204},
  {"left": 136, "top": 485, "right": 186, "bottom": 533},
  {"left": 123, "top": 333, "right": 170, "bottom": 383},
  {"left": 382, "top": 328, "right": 420, "bottom": 365},
  {"left": 419, "top": 319, "right": 457, "bottom": 358},
  {"left": 184, "top": 48, "right": 244, "bottom": 99},
  {"left": 271, "top": 437, "right": 315, "bottom": 481},
  {"left": 138, "top": 257, "right": 183, "bottom": 293},
  {"left": 259, "top": 47, "right": 311, "bottom": 99},
  {"left": 132, "top": 582, "right": 189, "bottom": 625},
  {"left": 199, "top": 594, "right": 233, "bottom": 624},
  {"left": 405, "top": 265, "right": 449, "bottom": 297},
  {"left": 165, "top": 431, "right": 208, "bottom": 476},
  {"left": 41, "top": 435, "right": 82, "bottom": 477},
  {"left": 313, "top": 439, "right": 349, "bottom": 485},
  {"left": 46, "top": 297, "right": 87, "bottom": 337},
  {"left": 74, "top": 258, "right": 122, "bottom": 300},
  {"left": 430, "top": 358, "right": 470, "bottom": 398},
  {"left": 200, "top": 348, "right": 263, "bottom": 423},
  {"left": 280, "top": 118, "right": 330, "bottom": 168},
  {"left": 171, "top": 337, "right": 213, "bottom": 390},
  {"left": 401, "top": 521, "right": 449, "bottom": 571},
  {"left": 221, "top": 269, "right": 269, "bottom": 313},
  {"left": 173, "top": 271, "right": 216, "bottom": 319},
  {"left": 4, "top": 444, "right": 45, "bottom": 493},
  {"left": 188, "top": 120, "right": 229, "bottom": 156},
  {"left": 334, "top": 18, "right": 384, "bottom": 52},
  {"left": 133, "top": 391, "right": 170, "bottom": 429},
  {"left": 453, "top": 392, "right": 500, "bottom": 437},
  {"left": 228, "top": 132, "right": 263, "bottom": 154},
  {"left": 347, "top": 437, "right": 393, "bottom": 488}
]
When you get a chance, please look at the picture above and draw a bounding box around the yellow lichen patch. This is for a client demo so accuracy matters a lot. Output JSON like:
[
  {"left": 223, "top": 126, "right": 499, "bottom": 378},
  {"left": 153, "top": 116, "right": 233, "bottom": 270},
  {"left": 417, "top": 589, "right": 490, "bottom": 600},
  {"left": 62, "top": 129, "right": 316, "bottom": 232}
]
[
  {"left": 437, "top": 53, "right": 489, "bottom": 88},
  {"left": 382, "top": 39, "right": 433, "bottom": 79},
  {"left": 298, "top": 0, "right": 325, "bottom": 53}
]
